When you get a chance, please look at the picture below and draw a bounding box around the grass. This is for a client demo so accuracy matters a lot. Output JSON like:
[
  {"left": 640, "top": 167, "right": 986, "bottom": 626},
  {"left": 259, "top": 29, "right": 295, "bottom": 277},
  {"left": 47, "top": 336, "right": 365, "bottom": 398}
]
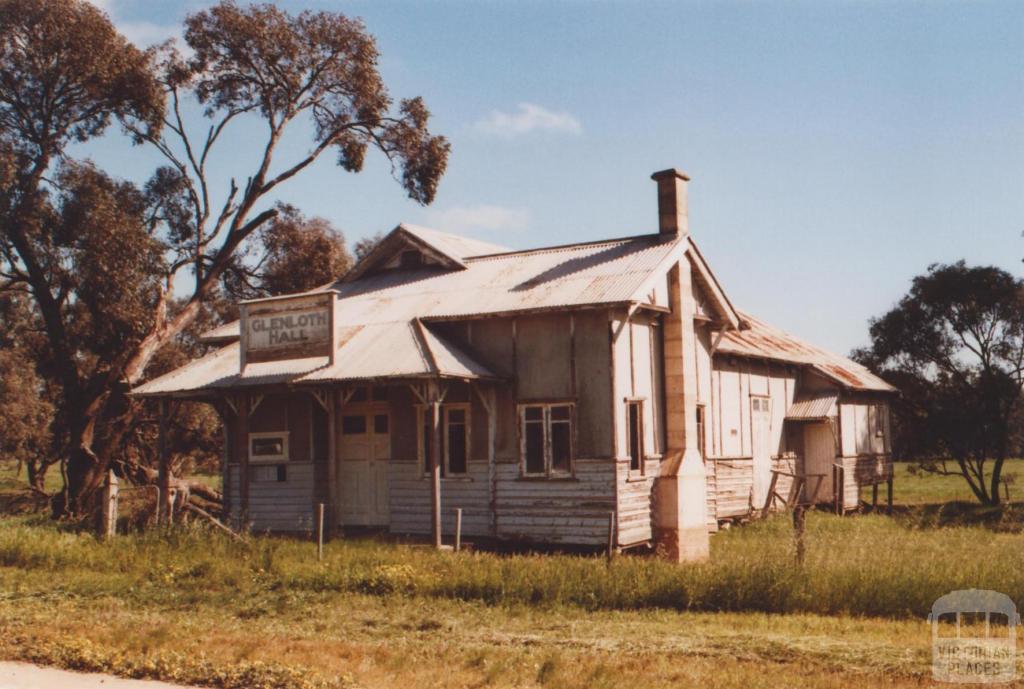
[
  {"left": 865, "top": 458, "right": 1024, "bottom": 506},
  {"left": 4, "top": 459, "right": 1024, "bottom": 687},
  {"left": 1, "top": 512, "right": 1024, "bottom": 687}
]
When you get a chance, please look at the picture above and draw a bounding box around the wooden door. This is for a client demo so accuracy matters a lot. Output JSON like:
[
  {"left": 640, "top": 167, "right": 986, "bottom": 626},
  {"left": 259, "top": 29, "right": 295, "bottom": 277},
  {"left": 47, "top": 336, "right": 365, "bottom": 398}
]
[
  {"left": 337, "top": 406, "right": 391, "bottom": 526},
  {"left": 750, "top": 397, "right": 771, "bottom": 507},
  {"left": 803, "top": 422, "right": 835, "bottom": 503}
]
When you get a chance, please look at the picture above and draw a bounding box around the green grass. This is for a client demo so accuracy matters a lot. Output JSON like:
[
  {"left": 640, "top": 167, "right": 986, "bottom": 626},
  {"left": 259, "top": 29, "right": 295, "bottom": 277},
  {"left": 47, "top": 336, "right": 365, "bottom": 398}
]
[
  {"left": 0, "top": 514, "right": 978, "bottom": 689},
  {"left": 866, "top": 458, "right": 1024, "bottom": 506}
]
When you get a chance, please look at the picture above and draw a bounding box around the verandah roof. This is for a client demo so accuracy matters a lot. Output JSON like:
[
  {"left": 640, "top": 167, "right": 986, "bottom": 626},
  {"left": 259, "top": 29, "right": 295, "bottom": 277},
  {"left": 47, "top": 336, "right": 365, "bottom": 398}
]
[{"left": 132, "top": 320, "right": 498, "bottom": 398}]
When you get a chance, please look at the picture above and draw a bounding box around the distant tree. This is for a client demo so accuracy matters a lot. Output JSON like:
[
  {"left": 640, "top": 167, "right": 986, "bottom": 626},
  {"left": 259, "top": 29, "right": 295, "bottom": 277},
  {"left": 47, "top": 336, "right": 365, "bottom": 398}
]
[
  {"left": 855, "top": 261, "right": 1024, "bottom": 505},
  {"left": 353, "top": 231, "right": 385, "bottom": 261},
  {"left": 222, "top": 205, "right": 353, "bottom": 299},
  {"left": 0, "top": 0, "right": 449, "bottom": 516}
]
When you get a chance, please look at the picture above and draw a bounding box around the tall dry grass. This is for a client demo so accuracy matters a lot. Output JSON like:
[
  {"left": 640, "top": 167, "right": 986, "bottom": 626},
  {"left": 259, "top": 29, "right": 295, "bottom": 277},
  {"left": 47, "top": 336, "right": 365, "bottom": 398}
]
[{"left": 1, "top": 512, "right": 1020, "bottom": 618}]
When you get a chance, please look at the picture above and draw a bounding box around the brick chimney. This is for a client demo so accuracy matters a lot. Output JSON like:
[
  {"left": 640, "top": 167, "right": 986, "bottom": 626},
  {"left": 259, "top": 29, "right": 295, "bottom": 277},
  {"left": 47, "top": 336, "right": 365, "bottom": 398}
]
[{"left": 651, "top": 168, "right": 690, "bottom": 237}]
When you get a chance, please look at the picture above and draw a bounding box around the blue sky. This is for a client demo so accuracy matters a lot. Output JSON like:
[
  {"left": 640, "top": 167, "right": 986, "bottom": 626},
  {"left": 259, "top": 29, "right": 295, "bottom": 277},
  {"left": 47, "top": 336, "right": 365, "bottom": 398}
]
[{"left": 80, "top": 0, "right": 1024, "bottom": 356}]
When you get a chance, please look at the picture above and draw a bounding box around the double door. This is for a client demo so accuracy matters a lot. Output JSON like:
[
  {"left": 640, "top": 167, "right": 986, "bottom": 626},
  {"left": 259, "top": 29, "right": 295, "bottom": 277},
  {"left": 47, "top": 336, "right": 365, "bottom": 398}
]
[{"left": 337, "top": 405, "right": 391, "bottom": 526}]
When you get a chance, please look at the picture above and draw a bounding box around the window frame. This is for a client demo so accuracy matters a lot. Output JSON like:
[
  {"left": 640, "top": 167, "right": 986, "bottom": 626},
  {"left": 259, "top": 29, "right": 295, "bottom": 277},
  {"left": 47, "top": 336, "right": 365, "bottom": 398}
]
[
  {"left": 695, "top": 404, "right": 707, "bottom": 461},
  {"left": 443, "top": 403, "right": 471, "bottom": 477},
  {"left": 518, "top": 401, "right": 576, "bottom": 478},
  {"left": 416, "top": 403, "right": 471, "bottom": 478},
  {"left": 248, "top": 431, "right": 289, "bottom": 463},
  {"left": 625, "top": 398, "right": 645, "bottom": 475}
]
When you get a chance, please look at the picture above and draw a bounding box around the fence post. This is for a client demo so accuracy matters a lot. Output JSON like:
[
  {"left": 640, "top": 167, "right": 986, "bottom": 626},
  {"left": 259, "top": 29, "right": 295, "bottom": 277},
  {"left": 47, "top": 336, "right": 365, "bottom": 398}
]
[
  {"left": 316, "top": 503, "right": 325, "bottom": 562},
  {"left": 606, "top": 511, "right": 616, "bottom": 562},
  {"left": 454, "top": 508, "right": 463, "bottom": 552},
  {"left": 100, "top": 470, "right": 118, "bottom": 540},
  {"left": 792, "top": 504, "right": 806, "bottom": 565}
]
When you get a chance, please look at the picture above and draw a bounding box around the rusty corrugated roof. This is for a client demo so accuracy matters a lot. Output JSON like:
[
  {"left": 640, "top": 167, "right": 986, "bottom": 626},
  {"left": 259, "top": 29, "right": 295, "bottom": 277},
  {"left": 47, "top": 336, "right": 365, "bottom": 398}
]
[
  {"left": 718, "top": 312, "right": 895, "bottom": 393},
  {"left": 786, "top": 391, "right": 839, "bottom": 419}
]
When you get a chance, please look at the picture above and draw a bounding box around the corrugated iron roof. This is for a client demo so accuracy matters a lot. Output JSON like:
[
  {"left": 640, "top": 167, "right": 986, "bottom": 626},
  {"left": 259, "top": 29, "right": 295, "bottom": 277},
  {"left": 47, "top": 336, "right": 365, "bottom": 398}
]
[
  {"left": 199, "top": 231, "right": 684, "bottom": 343},
  {"left": 718, "top": 312, "right": 896, "bottom": 393},
  {"left": 786, "top": 391, "right": 839, "bottom": 420},
  {"left": 134, "top": 321, "right": 497, "bottom": 396},
  {"left": 399, "top": 223, "right": 510, "bottom": 259}
]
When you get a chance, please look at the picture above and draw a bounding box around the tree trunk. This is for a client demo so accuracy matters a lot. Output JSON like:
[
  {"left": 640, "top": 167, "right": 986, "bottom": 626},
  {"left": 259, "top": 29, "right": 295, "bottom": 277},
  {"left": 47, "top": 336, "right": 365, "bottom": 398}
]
[{"left": 25, "top": 461, "right": 47, "bottom": 493}]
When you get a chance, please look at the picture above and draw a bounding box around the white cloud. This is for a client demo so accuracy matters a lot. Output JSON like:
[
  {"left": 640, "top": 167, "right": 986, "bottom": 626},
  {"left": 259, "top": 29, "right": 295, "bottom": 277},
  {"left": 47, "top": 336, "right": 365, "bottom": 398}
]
[
  {"left": 473, "top": 103, "right": 582, "bottom": 138},
  {"left": 425, "top": 204, "right": 531, "bottom": 234}
]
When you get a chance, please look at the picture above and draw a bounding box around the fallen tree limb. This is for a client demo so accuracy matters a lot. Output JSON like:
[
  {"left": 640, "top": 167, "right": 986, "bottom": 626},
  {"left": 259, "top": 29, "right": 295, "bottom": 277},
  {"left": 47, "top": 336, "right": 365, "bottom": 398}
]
[{"left": 181, "top": 502, "right": 246, "bottom": 543}]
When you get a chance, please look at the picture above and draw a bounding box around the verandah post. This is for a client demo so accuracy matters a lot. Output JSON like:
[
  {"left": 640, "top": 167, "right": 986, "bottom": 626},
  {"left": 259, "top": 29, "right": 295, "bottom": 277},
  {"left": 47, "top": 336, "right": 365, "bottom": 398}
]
[{"left": 431, "top": 395, "right": 442, "bottom": 549}]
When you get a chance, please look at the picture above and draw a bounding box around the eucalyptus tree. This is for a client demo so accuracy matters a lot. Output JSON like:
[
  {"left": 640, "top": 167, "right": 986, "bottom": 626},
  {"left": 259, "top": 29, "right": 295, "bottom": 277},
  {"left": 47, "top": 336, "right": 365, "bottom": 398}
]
[
  {"left": 856, "top": 261, "right": 1024, "bottom": 505},
  {"left": 0, "top": 0, "right": 449, "bottom": 515}
]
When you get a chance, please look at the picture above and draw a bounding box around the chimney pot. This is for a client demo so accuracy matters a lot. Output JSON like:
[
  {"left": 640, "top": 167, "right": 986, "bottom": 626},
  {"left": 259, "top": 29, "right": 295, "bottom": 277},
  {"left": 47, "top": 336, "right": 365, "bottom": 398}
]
[{"left": 651, "top": 168, "right": 690, "bottom": 237}]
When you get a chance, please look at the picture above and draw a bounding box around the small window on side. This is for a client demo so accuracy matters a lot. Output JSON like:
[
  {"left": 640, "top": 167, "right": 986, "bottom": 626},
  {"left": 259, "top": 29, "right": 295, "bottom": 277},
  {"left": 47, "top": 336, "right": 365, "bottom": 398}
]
[{"left": 627, "top": 401, "right": 644, "bottom": 473}]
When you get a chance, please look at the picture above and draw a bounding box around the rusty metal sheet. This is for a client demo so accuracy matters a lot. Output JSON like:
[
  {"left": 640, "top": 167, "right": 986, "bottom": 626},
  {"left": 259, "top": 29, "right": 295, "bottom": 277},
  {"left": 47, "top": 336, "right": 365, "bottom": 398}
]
[
  {"left": 786, "top": 391, "right": 839, "bottom": 420},
  {"left": 718, "top": 312, "right": 895, "bottom": 393}
]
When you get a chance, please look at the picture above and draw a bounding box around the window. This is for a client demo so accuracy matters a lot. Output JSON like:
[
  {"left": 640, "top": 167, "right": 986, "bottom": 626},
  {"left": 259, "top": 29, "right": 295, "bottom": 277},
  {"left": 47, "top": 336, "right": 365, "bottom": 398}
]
[
  {"left": 418, "top": 404, "right": 470, "bottom": 477},
  {"left": 445, "top": 406, "right": 469, "bottom": 475},
  {"left": 626, "top": 400, "right": 644, "bottom": 473},
  {"left": 249, "top": 432, "right": 288, "bottom": 462},
  {"left": 696, "top": 405, "right": 706, "bottom": 460},
  {"left": 374, "top": 413, "right": 389, "bottom": 434},
  {"left": 519, "top": 403, "right": 574, "bottom": 477},
  {"left": 872, "top": 404, "right": 885, "bottom": 438},
  {"left": 342, "top": 414, "right": 367, "bottom": 435}
]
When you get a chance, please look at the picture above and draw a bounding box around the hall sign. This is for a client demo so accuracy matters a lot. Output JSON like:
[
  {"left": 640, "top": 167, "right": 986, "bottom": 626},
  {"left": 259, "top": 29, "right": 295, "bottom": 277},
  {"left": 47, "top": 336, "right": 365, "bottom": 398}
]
[{"left": 240, "top": 292, "right": 335, "bottom": 365}]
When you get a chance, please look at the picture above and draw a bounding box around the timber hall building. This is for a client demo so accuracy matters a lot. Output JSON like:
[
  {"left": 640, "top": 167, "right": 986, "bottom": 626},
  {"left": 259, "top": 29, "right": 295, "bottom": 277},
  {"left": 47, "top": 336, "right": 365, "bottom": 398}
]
[{"left": 136, "top": 168, "right": 896, "bottom": 559}]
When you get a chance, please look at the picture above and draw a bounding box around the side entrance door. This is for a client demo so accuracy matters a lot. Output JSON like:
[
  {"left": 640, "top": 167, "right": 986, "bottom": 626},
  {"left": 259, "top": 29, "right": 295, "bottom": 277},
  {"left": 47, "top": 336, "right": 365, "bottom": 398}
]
[
  {"left": 337, "top": 406, "right": 391, "bottom": 526},
  {"left": 750, "top": 396, "right": 772, "bottom": 507},
  {"left": 803, "top": 422, "right": 835, "bottom": 504}
]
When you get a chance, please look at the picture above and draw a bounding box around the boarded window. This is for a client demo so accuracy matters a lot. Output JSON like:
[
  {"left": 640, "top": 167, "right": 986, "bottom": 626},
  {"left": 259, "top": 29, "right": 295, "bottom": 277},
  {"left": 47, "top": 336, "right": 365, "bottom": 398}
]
[
  {"left": 627, "top": 401, "right": 643, "bottom": 472},
  {"left": 520, "top": 403, "right": 574, "bottom": 477}
]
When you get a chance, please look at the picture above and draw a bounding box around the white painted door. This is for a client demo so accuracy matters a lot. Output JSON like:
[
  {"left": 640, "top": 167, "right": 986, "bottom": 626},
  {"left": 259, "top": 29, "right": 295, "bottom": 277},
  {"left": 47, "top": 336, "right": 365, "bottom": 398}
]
[
  {"left": 751, "top": 397, "right": 771, "bottom": 507},
  {"left": 803, "top": 422, "right": 835, "bottom": 503},
  {"left": 337, "top": 407, "right": 390, "bottom": 526}
]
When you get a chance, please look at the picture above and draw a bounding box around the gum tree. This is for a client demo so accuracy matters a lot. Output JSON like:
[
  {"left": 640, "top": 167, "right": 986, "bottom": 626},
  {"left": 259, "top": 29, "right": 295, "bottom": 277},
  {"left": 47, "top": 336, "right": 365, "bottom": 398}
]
[
  {"left": 0, "top": 0, "right": 449, "bottom": 515},
  {"left": 855, "top": 262, "right": 1024, "bottom": 505}
]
